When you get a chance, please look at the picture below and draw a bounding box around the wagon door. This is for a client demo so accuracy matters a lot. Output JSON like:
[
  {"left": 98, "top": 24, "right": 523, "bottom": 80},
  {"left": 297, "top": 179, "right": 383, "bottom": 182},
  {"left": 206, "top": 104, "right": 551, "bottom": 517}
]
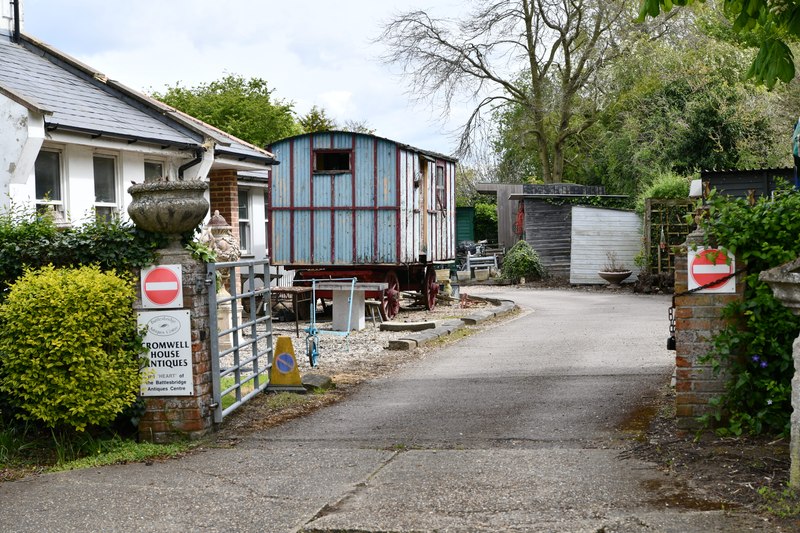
[{"left": 418, "top": 155, "right": 430, "bottom": 260}]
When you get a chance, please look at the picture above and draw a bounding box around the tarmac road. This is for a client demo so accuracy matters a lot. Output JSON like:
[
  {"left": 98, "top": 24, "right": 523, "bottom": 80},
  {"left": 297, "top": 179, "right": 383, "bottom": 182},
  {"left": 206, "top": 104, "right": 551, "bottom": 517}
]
[{"left": 0, "top": 288, "right": 780, "bottom": 532}]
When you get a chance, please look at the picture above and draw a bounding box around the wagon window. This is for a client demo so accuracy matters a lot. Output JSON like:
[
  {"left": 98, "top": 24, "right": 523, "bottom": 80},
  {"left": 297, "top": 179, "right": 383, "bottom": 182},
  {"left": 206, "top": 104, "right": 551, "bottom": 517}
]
[
  {"left": 315, "top": 150, "right": 351, "bottom": 172},
  {"left": 435, "top": 164, "right": 446, "bottom": 210}
]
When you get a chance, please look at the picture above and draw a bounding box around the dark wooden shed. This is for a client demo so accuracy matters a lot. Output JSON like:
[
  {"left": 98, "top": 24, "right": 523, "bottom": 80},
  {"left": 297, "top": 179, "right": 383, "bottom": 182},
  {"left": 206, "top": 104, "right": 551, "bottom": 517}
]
[
  {"left": 701, "top": 167, "right": 794, "bottom": 198},
  {"left": 509, "top": 184, "right": 631, "bottom": 280}
]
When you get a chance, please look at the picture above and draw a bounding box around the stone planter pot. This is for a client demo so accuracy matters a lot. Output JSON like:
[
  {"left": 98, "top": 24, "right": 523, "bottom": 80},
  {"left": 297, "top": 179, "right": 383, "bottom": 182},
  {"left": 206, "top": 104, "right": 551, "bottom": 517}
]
[
  {"left": 127, "top": 180, "right": 209, "bottom": 246},
  {"left": 598, "top": 270, "right": 632, "bottom": 288}
]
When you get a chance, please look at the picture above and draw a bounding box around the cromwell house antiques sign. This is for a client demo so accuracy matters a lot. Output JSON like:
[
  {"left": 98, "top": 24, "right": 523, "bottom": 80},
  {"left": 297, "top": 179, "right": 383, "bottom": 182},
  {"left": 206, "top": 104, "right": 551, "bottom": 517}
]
[{"left": 138, "top": 265, "right": 194, "bottom": 396}]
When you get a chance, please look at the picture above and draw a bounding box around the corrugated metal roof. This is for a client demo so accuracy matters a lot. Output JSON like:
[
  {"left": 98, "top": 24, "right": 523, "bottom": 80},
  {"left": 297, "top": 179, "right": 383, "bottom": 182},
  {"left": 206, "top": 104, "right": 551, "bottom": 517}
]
[{"left": 0, "top": 33, "right": 200, "bottom": 147}]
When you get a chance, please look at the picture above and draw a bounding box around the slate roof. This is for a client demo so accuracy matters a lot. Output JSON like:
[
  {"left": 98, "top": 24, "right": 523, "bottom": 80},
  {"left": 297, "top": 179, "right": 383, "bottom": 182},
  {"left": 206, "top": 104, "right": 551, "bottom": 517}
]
[
  {"left": 0, "top": 30, "right": 276, "bottom": 165},
  {"left": 0, "top": 33, "right": 199, "bottom": 147}
]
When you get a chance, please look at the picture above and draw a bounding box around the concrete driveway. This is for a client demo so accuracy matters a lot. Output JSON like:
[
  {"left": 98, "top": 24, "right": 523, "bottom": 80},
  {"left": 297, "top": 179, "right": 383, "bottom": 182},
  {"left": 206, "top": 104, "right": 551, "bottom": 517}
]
[{"left": 0, "top": 288, "right": 779, "bottom": 532}]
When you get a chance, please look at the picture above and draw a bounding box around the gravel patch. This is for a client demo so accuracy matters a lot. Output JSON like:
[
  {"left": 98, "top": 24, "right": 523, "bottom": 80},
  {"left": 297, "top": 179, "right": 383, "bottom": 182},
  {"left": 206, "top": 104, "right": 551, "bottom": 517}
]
[{"left": 269, "top": 293, "right": 491, "bottom": 372}]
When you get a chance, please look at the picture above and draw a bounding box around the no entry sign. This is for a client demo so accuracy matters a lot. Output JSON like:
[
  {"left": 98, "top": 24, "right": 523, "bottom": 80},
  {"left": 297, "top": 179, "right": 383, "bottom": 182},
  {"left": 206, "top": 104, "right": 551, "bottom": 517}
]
[
  {"left": 141, "top": 265, "right": 183, "bottom": 308},
  {"left": 688, "top": 247, "right": 736, "bottom": 294}
]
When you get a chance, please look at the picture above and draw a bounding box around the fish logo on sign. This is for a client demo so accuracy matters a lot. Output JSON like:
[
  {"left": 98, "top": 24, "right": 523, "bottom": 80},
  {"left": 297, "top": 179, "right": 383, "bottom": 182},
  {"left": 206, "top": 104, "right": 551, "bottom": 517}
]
[
  {"left": 142, "top": 265, "right": 183, "bottom": 308},
  {"left": 688, "top": 248, "right": 736, "bottom": 293}
]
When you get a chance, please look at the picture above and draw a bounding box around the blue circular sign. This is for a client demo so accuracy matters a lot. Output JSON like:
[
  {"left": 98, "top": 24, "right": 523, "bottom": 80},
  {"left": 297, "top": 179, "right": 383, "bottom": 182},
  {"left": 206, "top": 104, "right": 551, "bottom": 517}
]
[{"left": 275, "top": 352, "right": 295, "bottom": 374}]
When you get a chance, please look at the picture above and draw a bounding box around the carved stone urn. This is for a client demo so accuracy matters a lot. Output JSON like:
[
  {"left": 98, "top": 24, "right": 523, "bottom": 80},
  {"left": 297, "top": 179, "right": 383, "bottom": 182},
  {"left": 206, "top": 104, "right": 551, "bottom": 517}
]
[
  {"left": 760, "top": 256, "right": 800, "bottom": 488},
  {"left": 127, "top": 180, "right": 209, "bottom": 248}
]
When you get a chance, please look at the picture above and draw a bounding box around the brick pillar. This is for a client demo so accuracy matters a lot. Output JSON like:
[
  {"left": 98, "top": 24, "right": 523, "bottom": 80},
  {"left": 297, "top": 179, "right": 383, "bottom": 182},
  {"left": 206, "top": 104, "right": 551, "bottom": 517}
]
[
  {"left": 137, "top": 248, "right": 214, "bottom": 442},
  {"left": 208, "top": 168, "right": 241, "bottom": 293},
  {"left": 674, "top": 227, "right": 745, "bottom": 429},
  {"left": 209, "top": 168, "right": 240, "bottom": 245}
]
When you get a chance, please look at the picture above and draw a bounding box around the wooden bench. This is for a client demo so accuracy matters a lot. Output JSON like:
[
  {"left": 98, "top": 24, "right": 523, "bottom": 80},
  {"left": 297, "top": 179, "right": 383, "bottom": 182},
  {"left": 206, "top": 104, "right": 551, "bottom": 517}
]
[{"left": 466, "top": 253, "right": 498, "bottom": 277}]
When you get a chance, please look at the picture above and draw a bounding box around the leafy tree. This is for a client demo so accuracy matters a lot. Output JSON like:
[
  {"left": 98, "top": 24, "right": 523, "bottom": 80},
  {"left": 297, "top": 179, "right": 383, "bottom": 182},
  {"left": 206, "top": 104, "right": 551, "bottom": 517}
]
[
  {"left": 152, "top": 75, "right": 301, "bottom": 146},
  {"left": 639, "top": 0, "right": 800, "bottom": 87},
  {"left": 299, "top": 105, "right": 337, "bottom": 133},
  {"left": 576, "top": 24, "right": 792, "bottom": 194},
  {"left": 381, "top": 0, "right": 654, "bottom": 184}
]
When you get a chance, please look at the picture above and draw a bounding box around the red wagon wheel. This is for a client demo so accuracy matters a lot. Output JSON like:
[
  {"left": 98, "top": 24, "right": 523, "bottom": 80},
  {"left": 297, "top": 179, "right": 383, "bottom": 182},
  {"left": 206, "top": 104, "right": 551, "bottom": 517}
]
[
  {"left": 423, "top": 265, "right": 439, "bottom": 311},
  {"left": 381, "top": 270, "right": 401, "bottom": 320}
]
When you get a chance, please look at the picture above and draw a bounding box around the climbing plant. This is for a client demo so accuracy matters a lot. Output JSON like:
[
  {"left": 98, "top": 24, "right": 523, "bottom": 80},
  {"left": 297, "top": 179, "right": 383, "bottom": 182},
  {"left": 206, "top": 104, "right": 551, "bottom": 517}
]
[{"left": 699, "top": 186, "right": 800, "bottom": 436}]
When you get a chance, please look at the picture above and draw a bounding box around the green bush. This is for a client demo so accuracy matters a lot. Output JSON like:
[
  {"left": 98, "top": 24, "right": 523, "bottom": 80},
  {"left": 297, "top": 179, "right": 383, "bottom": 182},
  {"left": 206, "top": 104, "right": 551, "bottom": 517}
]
[
  {"left": 502, "top": 240, "right": 546, "bottom": 283},
  {"left": 0, "top": 266, "right": 145, "bottom": 432},
  {"left": 699, "top": 186, "right": 800, "bottom": 436},
  {"left": 635, "top": 171, "right": 691, "bottom": 214},
  {"left": 474, "top": 201, "right": 498, "bottom": 242}
]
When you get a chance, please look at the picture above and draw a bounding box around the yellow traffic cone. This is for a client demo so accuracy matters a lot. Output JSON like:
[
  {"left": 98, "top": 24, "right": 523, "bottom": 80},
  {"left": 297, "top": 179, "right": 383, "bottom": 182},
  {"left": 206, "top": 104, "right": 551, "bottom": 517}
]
[{"left": 267, "top": 336, "right": 306, "bottom": 393}]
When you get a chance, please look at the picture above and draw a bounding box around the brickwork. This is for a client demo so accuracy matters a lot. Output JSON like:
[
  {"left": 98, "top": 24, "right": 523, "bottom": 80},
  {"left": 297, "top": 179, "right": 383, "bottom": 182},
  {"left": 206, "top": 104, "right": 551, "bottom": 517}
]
[
  {"left": 137, "top": 248, "right": 215, "bottom": 443},
  {"left": 209, "top": 168, "right": 241, "bottom": 245},
  {"left": 209, "top": 168, "right": 242, "bottom": 293},
  {"left": 674, "top": 228, "right": 744, "bottom": 429}
]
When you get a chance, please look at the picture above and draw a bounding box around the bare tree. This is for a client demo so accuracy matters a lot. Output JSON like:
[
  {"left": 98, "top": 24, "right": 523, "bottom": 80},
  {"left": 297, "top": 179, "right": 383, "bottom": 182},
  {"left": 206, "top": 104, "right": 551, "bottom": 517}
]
[{"left": 380, "top": 0, "right": 634, "bottom": 184}]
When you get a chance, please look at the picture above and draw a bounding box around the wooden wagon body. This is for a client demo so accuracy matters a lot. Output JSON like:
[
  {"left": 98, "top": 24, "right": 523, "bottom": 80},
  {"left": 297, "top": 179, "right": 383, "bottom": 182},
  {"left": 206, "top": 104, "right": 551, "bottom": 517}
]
[{"left": 267, "top": 131, "right": 457, "bottom": 317}]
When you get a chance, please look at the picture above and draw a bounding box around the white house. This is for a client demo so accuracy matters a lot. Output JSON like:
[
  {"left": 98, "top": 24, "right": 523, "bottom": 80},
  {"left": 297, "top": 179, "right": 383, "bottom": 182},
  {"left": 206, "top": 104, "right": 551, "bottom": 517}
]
[{"left": 0, "top": 1, "right": 274, "bottom": 262}]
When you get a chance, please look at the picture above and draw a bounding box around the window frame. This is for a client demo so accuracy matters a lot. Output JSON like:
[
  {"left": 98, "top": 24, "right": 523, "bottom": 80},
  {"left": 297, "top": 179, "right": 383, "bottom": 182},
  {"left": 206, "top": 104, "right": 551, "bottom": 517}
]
[
  {"left": 435, "top": 163, "right": 447, "bottom": 210},
  {"left": 238, "top": 188, "right": 252, "bottom": 255},
  {"left": 313, "top": 149, "right": 352, "bottom": 173},
  {"left": 144, "top": 160, "right": 165, "bottom": 181},
  {"left": 34, "top": 149, "right": 65, "bottom": 214},
  {"left": 92, "top": 154, "right": 119, "bottom": 219}
]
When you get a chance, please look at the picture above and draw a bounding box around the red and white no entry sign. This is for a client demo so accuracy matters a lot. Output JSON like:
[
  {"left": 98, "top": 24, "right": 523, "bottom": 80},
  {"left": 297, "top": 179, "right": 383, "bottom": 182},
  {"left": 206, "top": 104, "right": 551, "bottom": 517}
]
[
  {"left": 688, "top": 248, "right": 736, "bottom": 293},
  {"left": 141, "top": 265, "right": 183, "bottom": 308}
]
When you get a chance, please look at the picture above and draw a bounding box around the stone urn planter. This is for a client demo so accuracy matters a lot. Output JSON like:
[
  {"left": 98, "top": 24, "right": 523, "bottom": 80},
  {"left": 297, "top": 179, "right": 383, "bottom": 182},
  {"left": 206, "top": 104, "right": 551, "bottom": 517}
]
[
  {"left": 127, "top": 180, "right": 209, "bottom": 247},
  {"left": 598, "top": 270, "right": 632, "bottom": 288}
]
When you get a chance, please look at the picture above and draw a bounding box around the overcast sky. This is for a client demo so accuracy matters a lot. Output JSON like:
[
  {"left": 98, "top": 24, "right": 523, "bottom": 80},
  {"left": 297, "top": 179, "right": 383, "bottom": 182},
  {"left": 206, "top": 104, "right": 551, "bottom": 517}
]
[{"left": 21, "top": 0, "right": 471, "bottom": 156}]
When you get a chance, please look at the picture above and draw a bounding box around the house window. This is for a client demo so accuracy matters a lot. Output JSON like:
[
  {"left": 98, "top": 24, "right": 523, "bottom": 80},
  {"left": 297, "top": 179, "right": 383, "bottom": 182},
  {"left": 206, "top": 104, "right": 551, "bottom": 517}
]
[
  {"left": 93, "top": 155, "right": 118, "bottom": 220},
  {"left": 144, "top": 161, "right": 163, "bottom": 181},
  {"left": 34, "top": 150, "right": 63, "bottom": 213},
  {"left": 314, "top": 150, "right": 351, "bottom": 172},
  {"left": 238, "top": 188, "right": 251, "bottom": 254},
  {"left": 435, "top": 164, "right": 446, "bottom": 210}
]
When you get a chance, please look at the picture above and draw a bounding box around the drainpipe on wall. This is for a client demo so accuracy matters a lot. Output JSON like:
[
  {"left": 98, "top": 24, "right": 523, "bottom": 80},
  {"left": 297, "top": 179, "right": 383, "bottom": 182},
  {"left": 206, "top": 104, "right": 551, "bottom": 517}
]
[
  {"left": 178, "top": 148, "right": 205, "bottom": 180},
  {"left": 12, "top": 0, "right": 20, "bottom": 43}
]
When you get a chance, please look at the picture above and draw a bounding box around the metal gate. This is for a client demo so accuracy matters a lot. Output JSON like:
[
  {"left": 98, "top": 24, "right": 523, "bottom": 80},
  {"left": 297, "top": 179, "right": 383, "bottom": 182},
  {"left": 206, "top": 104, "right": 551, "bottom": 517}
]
[{"left": 207, "top": 258, "right": 273, "bottom": 422}]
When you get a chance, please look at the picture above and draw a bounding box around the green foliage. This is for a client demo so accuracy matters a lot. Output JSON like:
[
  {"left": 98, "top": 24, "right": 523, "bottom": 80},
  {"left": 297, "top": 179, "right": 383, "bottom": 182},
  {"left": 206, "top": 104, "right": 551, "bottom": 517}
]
[
  {"left": 639, "top": 0, "right": 798, "bottom": 88},
  {"left": 582, "top": 29, "right": 793, "bottom": 196},
  {"left": 0, "top": 266, "right": 145, "bottom": 432},
  {"left": 152, "top": 74, "right": 302, "bottom": 146},
  {"left": 0, "top": 204, "right": 59, "bottom": 293},
  {"left": 501, "top": 240, "right": 546, "bottom": 283},
  {"left": 0, "top": 207, "right": 161, "bottom": 301},
  {"left": 473, "top": 201, "right": 498, "bottom": 242},
  {"left": 48, "top": 436, "right": 190, "bottom": 472},
  {"left": 698, "top": 187, "right": 800, "bottom": 436},
  {"left": 635, "top": 172, "right": 691, "bottom": 214},
  {"left": 50, "top": 217, "right": 165, "bottom": 272},
  {"left": 545, "top": 195, "right": 634, "bottom": 211},
  {"left": 758, "top": 485, "right": 800, "bottom": 518}
]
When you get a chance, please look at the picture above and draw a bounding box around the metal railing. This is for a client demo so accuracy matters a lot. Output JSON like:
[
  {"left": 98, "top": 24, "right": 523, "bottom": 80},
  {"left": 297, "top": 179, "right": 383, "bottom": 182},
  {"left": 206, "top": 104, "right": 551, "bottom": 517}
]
[{"left": 207, "top": 258, "right": 273, "bottom": 422}]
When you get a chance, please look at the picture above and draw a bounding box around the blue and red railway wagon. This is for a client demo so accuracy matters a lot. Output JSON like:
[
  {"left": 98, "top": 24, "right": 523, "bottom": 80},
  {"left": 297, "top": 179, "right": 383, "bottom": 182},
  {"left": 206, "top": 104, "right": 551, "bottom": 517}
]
[{"left": 267, "top": 131, "right": 457, "bottom": 319}]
